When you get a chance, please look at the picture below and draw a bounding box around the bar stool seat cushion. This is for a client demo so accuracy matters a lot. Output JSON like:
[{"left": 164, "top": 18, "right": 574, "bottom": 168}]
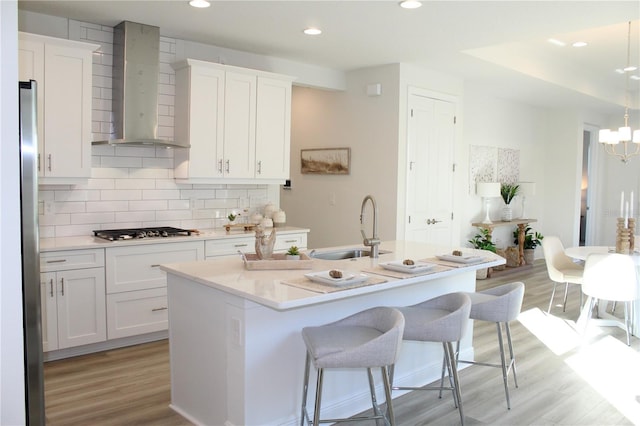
[
  {"left": 302, "top": 307, "right": 404, "bottom": 369},
  {"left": 467, "top": 283, "right": 525, "bottom": 323}
]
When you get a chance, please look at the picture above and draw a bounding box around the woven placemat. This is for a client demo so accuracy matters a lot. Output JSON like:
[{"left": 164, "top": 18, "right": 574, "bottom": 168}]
[
  {"left": 362, "top": 264, "right": 451, "bottom": 279},
  {"left": 281, "top": 276, "right": 387, "bottom": 294}
]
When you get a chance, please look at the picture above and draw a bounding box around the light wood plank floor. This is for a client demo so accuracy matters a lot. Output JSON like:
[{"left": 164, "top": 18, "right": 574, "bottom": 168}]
[{"left": 44, "top": 261, "right": 639, "bottom": 425}]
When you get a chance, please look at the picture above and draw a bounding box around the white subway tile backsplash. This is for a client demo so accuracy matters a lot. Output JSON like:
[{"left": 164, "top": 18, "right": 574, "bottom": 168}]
[
  {"left": 71, "top": 212, "right": 116, "bottom": 225},
  {"left": 91, "top": 167, "right": 128, "bottom": 179},
  {"left": 86, "top": 201, "right": 128, "bottom": 212},
  {"left": 115, "top": 211, "right": 156, "bottom": 223},
  {"left": 156, "top": 209, "right": 193, "bottom": 221},
  {"left": 168, "top": 199, "right": 191, "bottom": 210},
  {"left": 100, "top": 156, "right": 143, "bottom": 168},
  {"left": 129, "top": 200, "right": 168, "bottom": 211},
  {"left": 142, "top": 189, "right": 181, "bottom": 200},
  {"left": 128, "top": 168, "right": 171, "bottom": 179},
  {"left": 55, "top": 224, "right": 102, "bottom": 237},
  {"left": 100, "top": 189, "right": 142, "bottom": 201},
  {"left": 54, "top": 190, "right": 100, "bottom": 202},
  {"left": 39, "top": 213, "right": 71, "bottom": 226},
  {"left": 142, "top": 157, "right": 174, "bottom": 169},
  {"left": 115, "top": 179, "right": 156, "bottom": 190},
  {"left": 55, "top": 202, "right": 87, "bottom": 214}
]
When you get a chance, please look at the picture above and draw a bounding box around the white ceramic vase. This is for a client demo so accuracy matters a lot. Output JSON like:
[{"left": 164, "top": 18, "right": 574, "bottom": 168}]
[{"left": 501, "top": 205, "right": 513, "bottom": 221}]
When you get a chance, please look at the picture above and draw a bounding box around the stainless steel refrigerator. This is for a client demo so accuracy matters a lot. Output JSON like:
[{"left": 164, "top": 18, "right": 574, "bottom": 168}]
[{"left": 19, "top": 80, "right": 45, "bottom": 425}]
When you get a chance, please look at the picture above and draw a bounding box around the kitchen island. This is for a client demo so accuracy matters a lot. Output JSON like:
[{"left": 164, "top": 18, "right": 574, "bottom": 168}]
[{"left": 160, "top": 240, "right": 505, "bottom": 426}]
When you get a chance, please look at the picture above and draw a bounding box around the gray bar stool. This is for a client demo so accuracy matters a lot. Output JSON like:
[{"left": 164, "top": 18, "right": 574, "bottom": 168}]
[
  {"left": 300, "top": 306, "right": 405, "bottom": 426},
  {"left": 391, "top": 292, "right": 472, "bottom": 425},
  {"left": 447, "top": 281, "right": 525, "bottom": 410}
]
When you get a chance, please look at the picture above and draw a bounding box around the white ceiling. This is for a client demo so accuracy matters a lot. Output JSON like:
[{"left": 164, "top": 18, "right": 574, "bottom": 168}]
[{"left": 18, "top": 0, "right": 640, "bottom": 115}]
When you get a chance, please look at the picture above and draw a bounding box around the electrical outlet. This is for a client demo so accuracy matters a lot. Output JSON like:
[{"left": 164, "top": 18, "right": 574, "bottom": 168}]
[
  {"left": 329, "top": 193, "right": 336, "bottom": 206},
  {"left": 44, "top": 200, "right": 55, "bottom": 216}
]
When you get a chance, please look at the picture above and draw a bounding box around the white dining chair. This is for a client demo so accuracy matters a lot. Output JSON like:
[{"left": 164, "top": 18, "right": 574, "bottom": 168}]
[
  {"left": 582, "top": 253, "right": 638, "bottom": 346},
  {"left": 541, "top": 236, "right": 584, "bottom": 314}
]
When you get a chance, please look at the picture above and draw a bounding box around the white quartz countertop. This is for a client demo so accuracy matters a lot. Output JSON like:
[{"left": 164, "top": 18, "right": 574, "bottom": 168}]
[
  {"left": 39, "top": 226, "right": 310, "bottom": 252},
  {"left": 160, "top": 240, "right": 505, "bottom": 311}
]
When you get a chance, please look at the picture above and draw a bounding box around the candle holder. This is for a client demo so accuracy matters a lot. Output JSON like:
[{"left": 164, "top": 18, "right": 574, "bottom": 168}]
[
  {"left": 616, "top": 217, "right": 632, "bottom": 254},
  {"left": 629, "top": 218, "right": 635, "bottom": 251}
]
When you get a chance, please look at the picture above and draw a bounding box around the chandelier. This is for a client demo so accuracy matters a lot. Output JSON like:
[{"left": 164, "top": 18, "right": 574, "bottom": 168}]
[{"left": 598, "top": 21, "right": 640, "bottom": 163}]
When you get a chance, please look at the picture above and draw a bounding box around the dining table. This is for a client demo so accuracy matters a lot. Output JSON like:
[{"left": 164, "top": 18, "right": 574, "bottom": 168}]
[{"left": 565, "top": 245, "right": 640, "bottom": 337}]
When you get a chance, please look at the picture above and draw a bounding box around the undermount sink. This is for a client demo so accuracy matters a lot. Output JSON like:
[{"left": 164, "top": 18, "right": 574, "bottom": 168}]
[{"left": 308, "top": 248, "right": 392, "bottom": 260}]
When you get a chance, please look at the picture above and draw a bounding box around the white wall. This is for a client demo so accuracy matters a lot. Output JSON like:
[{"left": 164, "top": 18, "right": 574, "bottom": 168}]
[
  {"left": 461, "top": 84, "right": 548, "bottom": 252},
  {"left": 282, "top": 64, "right": 401, "bottom": 249},
  {"left": 1, "top": 1, "right": 27, "bottom": 424}
]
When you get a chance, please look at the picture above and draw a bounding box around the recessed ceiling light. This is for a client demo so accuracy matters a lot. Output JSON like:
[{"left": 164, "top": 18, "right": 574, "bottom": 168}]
[
  {"left": 399, "top": 0, "right": 422, "bottom": 9},
  {"left": 630, "top": 75, "right": 640, "bottom": 80},
  {"left": 623, "top": 65, "right": 638, "bottom": 72},
  {"left": 189, "top": 0, "right": 210, "bottom": 8},
  {"left": 547, "top": 38, "right": 566, "bottom": 47},
  {"left": 303, "top": 28, "right": 322, "bottom": 36},
  {"left": 572, "top": 41, "right": 588, "bottom": 48}
]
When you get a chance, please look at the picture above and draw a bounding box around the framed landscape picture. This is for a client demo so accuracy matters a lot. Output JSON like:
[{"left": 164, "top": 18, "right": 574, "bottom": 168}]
[{"left": 301, "top": 148, "right": 350, "bottom": 175}]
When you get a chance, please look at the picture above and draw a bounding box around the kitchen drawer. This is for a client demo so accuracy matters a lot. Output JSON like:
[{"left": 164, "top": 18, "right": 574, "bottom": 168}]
[
  {"left": 205, "top": 237, "right": 254, "bottom": 257},
  {"left": 205, "top": 232, "right": 308, "bottom": 258},
  {"left": 106, "top": 241, "right": 204, "bottom": 293},
  {"left": 274, "top": 233, "right": 307, "bottom": 251},
  {"left": 107, "top": 287, "right": 168, "bottom": 339},
  {"left": 40, "top": 248, "right": 105, "bottom": 272}
]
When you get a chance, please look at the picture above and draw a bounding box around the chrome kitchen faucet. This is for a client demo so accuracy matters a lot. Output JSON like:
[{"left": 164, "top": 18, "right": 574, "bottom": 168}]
[{"left": 360, "top": 195, "right": 380, "bottom": 258}]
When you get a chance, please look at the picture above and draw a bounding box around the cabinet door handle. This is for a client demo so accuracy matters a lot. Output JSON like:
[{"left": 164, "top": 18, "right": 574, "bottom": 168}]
[
  {"left": 257, "top": 161, "right": 262, "bottom": 174},
  {"left": 234, "top": 243, "right": 248, "bottom": 248},
  {"left": 152, "top": 307, "right": 168, "bottom": 312},
  {"left": 60, "top": 278, "right": 64, "bottom": 296},
  {"left": 46, "top": 259, "right": 67, "bottom": 264},
  {"left": 47, "top": 154, "right": 52, "bottom": 172},
  {"left": 37, "top": 154, "right": 41, "bottom": 172},
  {"left": 150, "top": 264, "right": 161, "bottom": 268},
  {"left": 225, "top": 160, "right": 230, "bottom": 173},
  {"left": 49, "top": 278, "right": 54, "bottom": 298},
  {"left": 218, "top": 159, "right": 223, "bottom": 174},
  {"left": 284, "top": 239, "right": 297, "bottom": 243}
]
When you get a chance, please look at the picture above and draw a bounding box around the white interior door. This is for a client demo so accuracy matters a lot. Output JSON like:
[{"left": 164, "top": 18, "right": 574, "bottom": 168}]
[{"left": 405, "top": 93, "right": 455, "bottom": 246}]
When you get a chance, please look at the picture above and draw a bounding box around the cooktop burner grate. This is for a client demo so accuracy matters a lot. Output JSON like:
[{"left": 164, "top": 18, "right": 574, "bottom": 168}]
[{"left": 93, "top": 227, "right": 192, "bottom": 241}]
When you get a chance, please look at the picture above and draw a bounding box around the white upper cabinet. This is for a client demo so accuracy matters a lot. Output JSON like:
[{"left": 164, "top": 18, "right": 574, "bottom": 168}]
[
  {"left": 174, "top": 62, "right": 225, "bottom": 179},
  {"left": 223, "top": 70, "right": 257, "bottom": 179},
  {"left": 18, "top": 32, "right": 99, "bottom": 184},
  {"left": 172, "top": 59, "right": 294, "bottom": 184},
  {"left": 255, "top": 76, "right": 292, "bottom": 181}
]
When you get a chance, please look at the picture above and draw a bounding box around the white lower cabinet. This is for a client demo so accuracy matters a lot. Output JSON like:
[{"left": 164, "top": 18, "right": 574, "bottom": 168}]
[
  {"left": 205, "top": 231, "right": 307, "bottom": 258},
  {"left": 107, "top": 288, "right": 168, "bottom": 339},
  {"left": 105, "top": 241, "right": 204, "bottom": 339},
  {"left": 40, "top": 248, "right": 106, "bottom": 351}
]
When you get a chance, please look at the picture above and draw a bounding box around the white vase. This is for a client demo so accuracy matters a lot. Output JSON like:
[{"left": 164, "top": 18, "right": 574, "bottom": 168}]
[
  {"left": 501, "top": 205, "right": 513, "bottom": 221},
  {"left": 286, "top": 254, "right": 300, "bottom": 260}
]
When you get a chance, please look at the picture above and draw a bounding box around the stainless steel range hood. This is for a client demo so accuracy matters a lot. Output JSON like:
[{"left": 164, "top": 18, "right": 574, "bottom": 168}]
[{"left": 93, "top": 21, "right": 188, "bottom": 148}]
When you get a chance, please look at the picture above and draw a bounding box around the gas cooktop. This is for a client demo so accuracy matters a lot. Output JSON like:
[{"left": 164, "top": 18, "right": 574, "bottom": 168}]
[{"left": 93, "top": 227, "right": 192, "bottom": 241}]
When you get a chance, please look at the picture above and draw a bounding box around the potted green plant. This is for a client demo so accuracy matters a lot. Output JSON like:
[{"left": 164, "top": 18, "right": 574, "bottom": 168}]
[
  {"left": 500, "top": 183, "right": 519, "bottom": 221},
  {"left": 513, "top": 226, "right": 543, "bottom": 265},
  {"left": 286, "top": 245, "right": 300, "bottom": 260},
  {"left": 468, "top": 228, "right": 497, "bottom": 253},
  {"left": 468, "top": 228, "right": 496, "bottom": 279},
  {"left": 227, "top": 213, "right": 238, "bottom": 224}
]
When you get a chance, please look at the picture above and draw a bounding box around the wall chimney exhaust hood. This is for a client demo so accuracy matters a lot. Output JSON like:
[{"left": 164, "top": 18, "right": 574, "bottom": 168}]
[{"left": 92, "top": 21, "right": 188, "bottom": 148}]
